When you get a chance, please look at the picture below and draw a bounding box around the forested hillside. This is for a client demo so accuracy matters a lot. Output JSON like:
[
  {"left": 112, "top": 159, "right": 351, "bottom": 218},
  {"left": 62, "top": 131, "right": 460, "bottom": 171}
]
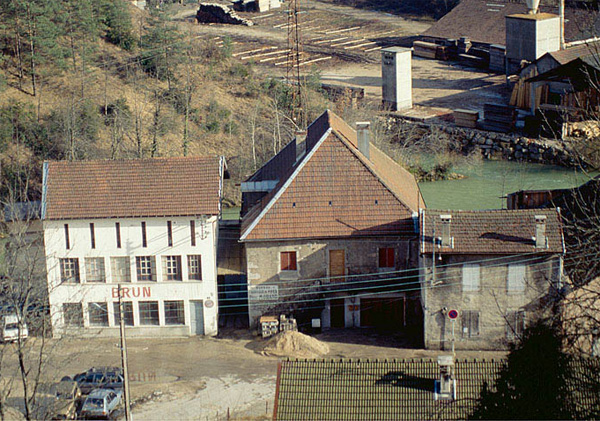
[{"left": 0, "top": 0, "right": 329, "bottom": 205}]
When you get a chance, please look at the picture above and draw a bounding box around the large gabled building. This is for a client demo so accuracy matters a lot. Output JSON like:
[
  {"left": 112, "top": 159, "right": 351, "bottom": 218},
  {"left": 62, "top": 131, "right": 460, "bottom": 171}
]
[
  {"left": 240, "top": 110, "right": 425, "bottom": 330},
  {"left": 42, "top": 156, "right": 227, "bottom": 337}
]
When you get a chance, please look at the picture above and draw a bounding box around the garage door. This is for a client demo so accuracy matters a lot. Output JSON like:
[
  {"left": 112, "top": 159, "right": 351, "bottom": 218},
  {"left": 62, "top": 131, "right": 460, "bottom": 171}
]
[{"left": 360, "top": 298, "right": 404, "bottom": 328}]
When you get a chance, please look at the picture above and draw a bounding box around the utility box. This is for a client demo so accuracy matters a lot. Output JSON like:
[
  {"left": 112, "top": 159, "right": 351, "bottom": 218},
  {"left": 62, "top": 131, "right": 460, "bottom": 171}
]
[
  {"left": 381, "top": 47, "right": 412, "bottom": 111},
  {"left": 505, "top": 13, "right": 560, "bottom": 74}
]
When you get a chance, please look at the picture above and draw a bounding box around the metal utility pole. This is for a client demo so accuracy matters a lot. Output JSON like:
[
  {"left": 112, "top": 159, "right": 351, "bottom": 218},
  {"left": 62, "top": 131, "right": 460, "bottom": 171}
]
[
  {"left": 119, "top": 285, "right": 132, "bottom": 421},
  {"left": 286, "top": 0, "right": 305, "bottom": 128},
  {"left": 559, "top": 0, "right": 565, "bottom": 49}
]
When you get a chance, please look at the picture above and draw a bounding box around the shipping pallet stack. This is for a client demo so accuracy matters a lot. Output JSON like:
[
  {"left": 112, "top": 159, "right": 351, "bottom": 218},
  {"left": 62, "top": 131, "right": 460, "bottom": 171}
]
[
  {"left": 454, "top": 109, "right": 479, "bottom": 128},
  {"left": 483, "top": 103, "right": 516, "bottom": 133}
]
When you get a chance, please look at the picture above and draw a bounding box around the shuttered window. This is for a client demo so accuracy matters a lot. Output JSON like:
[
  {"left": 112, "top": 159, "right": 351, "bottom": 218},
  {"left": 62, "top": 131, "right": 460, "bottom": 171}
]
[
  {"left": 506, "top": 310, "right": 526, "bottom": 340},
  {"left": 462, "top": 264, "right": 480, "bottom": 292},
  {"left": 462, "top": 311, "right": 480, "bottom": 338},
  {"left": 507, "top": 264, "right": 526, "bottom": 293},
  {"left": 280, "top": 252, "right": 297, "bottom": 271},
  {"left": 378, "top": 248, "right": 395, "bottom": 268}
]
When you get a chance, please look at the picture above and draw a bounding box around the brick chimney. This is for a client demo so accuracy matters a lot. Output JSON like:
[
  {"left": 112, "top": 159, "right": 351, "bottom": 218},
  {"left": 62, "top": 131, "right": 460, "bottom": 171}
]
[{"left": 295, "top": 130, "right": 307, "bottom": 162}]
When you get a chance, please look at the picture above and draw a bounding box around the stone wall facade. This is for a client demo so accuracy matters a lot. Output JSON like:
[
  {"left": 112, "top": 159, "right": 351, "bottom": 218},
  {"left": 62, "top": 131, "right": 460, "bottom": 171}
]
[
  {"left": 245, "top": 237, "right": 418, "bottom": 328},
  {"left": 420, "top": 253, "right": 562, "bottom": 350}
]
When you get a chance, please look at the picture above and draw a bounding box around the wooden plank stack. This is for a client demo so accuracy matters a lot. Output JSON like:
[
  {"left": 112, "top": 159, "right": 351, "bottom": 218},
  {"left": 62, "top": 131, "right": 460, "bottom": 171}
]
[
  {"left": 413, "top": 41, "right": 437, "bottom": 59},
  {"left": 454, "top": 109, "right": 479, "bottom": 128},
  {"left": 483, "top": 103, "right": 516, "bottom": 132},
  {"left": 489, "top": 44, "right": 505, "bottom": 73}
]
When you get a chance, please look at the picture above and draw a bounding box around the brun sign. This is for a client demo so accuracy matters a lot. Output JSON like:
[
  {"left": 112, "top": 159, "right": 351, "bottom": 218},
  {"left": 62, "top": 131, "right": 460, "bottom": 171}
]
[{"left": 111, "top": 286, "right": 151, "bottom": 299}]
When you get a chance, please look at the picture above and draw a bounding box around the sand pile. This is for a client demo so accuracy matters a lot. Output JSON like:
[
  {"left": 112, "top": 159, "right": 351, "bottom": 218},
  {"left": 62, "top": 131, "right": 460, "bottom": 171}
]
[{"left": 259, "top": 331, "right": 329, "bottom": 359}]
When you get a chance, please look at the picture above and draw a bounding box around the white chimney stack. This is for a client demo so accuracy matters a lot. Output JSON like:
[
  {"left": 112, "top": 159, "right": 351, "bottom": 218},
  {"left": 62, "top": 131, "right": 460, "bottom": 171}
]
[
  {"left": 535, "top": 215, "right": 547, "bottom": 249},
  {"left": 440, "top": 214, "right": 453, "bottom": 248},
  {"left": 526, "top": 0, "right": 540, "bottom": 14},
  {"left": 295, "top": 130, "right": 307, "bottom": 162},
  {"left": 356, "top": 122, "right": 370, "bottom": 160}
]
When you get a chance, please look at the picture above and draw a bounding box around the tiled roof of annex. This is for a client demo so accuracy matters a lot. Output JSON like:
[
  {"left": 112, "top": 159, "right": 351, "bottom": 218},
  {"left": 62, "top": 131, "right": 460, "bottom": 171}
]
[
  {"left": 240, "top": 110, "right": 425, "bottom": 241},
  {"left": 43, "top": 156, "right": 225, "bottom": 220},
  {"left": 420, "top": 208, "right": 564, "bottom": 255},
  {"left": 274, "top": 358, "right": 503, "bottom": 421}
]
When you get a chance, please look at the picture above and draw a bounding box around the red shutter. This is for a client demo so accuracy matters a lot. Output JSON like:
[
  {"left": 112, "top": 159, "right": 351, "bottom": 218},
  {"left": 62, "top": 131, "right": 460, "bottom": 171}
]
[
  {"left": 378, "top": 248, "right": 386, "bottom": 268},
  {"left": 379, "top": 248, "right": 394, "bottom": 268},
  {"left": 281, "top": 252, "right": 297, "bottom": 271},
  {"left": 387, "top": 248, "right": 395, "bottom": 268}
]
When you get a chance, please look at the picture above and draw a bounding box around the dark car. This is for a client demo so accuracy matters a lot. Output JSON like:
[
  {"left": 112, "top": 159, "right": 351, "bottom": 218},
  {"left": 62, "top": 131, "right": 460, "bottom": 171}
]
[{"left": 76, "top": 371, "right": 124, "bottom": 395}]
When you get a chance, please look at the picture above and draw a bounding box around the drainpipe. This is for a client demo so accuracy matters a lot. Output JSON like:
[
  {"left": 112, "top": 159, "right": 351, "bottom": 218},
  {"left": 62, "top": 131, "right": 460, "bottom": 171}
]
[{"left": 559, "top": 0, "right": 565, "bottom": 50}]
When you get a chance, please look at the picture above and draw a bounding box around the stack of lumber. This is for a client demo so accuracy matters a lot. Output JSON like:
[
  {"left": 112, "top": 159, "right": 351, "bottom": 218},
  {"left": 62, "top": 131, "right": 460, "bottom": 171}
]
[
  {"left": 483, "top": 103, "right": 516, "bottom": 132},
  {"left": 454, "top": 109, "right": 479, "bottom": 128},
  {"left": 435, "top": 45, "right": 450, "bottom": 61},
  {"left": 489, "top": 44, "right": 505, "bottom": 73},
  {"left": 413, "top": 41, "right": 437, "bottom": 59}
]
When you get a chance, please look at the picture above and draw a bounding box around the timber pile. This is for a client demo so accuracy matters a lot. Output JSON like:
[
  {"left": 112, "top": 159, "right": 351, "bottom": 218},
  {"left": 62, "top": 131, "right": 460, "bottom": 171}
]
[
  {"left": 454, "top": 109, "right": 479, "bottom": 128},
  {"left": 413, "top": 41, "right": 437, "bottom": 59},
  {"left": 196, "top": 3, "right": 254, "bottom": 26},
  {"left": 489, "top": 45, "right": 505, "bottom": 73},
  {"left": 413, "top": 41, "right": 450, "bottom": 61},
  {"left": 483, "top": 103, "right": 516, "bottom": 132}
]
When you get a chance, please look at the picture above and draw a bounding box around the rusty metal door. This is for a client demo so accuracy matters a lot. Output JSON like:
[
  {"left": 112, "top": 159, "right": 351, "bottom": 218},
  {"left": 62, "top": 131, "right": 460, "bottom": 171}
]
[{"left": 329, "top": 249, "right": 345, "bottom": 282}]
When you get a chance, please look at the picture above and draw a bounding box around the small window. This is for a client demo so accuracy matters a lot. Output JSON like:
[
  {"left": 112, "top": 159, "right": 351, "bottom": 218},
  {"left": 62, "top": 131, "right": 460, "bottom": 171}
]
[
  {"left": 462, "top": 311, "right": 480, "bottom": 338},
  {"left": 162, "top": 256, "right": 182, "bottom": 281},
  {"left": 190, "top": 220, "right": 196, "bottom": 247},
  {"left": 136, "top": 256, "right": 156, "bottom": 282},
  {"left": 115, "top": 222, "right": 121, "bottom": 248},
  {"left": 88, "top": 302, "right": 109, "bottom": 327},
  {"left": 85, "top": 257, "right": 106, "bottom": 283},
  {"left": 462, "top": 264, "right": 480, "bottom": 292},
  {"left": 141, "top": 222, "right": 147, "bottom": 248},
  {"left": 188, "top": 255, "right": 202, "bottom": 280},
  {"left": 139, "top": 301, "right": 159, "bottom": 325},
  {"left": 378, "top": 248, "right": 395, "bottom": 269},
  {"left": 90, "top": 223, "right": 95, "bottom": 249},
  {"left": 113, "top": 302, "right": 134, "bottom": 326},
  {"left": 167, "top": 221, "right": 173, "bottom": 247},
  {"left": 63, "top": 303, "right": 83, "bottom": 326},
  {"left": 164, "top": 301, "right": 185, "bottom": 325},
  {"left": 507, "top": 264, "right": 526, "bottom": 293},
  {"left": 280, "top": 251, "right": 297, "bottom": 271},
  {"left": 110, "top": 257, "right": 131, "bottom": 283},
  {"left": 60, "top": 258, "right": 80, "bottom": 283},
  {"left": 506, "top": 310, "right": 526, "bottom": 340},
  {"left": 64, "top": 224, "right": 70, "bottom": 249}
]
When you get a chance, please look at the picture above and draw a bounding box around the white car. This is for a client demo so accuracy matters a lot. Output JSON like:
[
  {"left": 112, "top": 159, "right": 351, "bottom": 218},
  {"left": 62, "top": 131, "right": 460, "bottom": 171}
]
[
  {"left": 2, "top": 314, "right": 28, "bottom": 342},
  {"left": 80, "top": 388, "right": 122, "bottom": 419}
]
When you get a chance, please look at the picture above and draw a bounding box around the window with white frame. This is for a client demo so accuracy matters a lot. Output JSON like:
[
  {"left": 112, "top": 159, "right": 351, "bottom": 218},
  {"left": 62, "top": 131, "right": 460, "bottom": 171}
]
[
  {"left": 88, "top": 302, "right": 109, "bottom": 326},
  {"left": 162, "top": 256, "right": 182, "bottom": 281},
  {"left": 60, "top": 258, "right": 80, "bottom": 283},
  {"left": 139, "top": 301, "right": 159, "bottom": 325},
  {"left": 63, "top": 303, "right": 83, "bottom": 326},
  {"left": 507, "top": 264, "right": 526, "bottom": 293},
  {"left": 164, "top": 301, "right": 185, "bottom": 325},
  {"left": 187, "top": 255, "right": 202, "bottom": 280},
  {"left": 506, "top": 310, "right": 526, "bottom": 340},
  {"left": 461, "top": 310, "right": 480, "bottom": 338},
  {"left": 113, "top": 302, "right": 134, "bottom": 326},
  {"left": 462, "top": 263, "right": 480, "bottom": 292},
  {"left": 85, "top": 257, "right": 106, "bottom": 283},
  {"left": 110, "top": 257, "right": 131, "bottom": 283},
  {"left": 136, "top": 256, "right": 156, "bottom": 282}
]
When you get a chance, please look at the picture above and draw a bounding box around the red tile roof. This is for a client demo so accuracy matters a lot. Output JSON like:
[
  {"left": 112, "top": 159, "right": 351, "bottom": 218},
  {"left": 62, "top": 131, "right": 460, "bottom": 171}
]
[
  {"left": 43, "top": 156, "right": 225, "bottom": 220},
  {"left": 421, "top": 209, "right": 564, "bottom": 255},
  {"left": 241, "top": 110, "right": 424, "bottom": 241}
]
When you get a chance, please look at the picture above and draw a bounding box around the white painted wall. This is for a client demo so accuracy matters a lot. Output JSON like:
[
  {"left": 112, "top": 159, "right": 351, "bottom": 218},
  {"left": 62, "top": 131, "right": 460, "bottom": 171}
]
[{"left": 43, "top": 216, "right": 219, "bottom": 337}]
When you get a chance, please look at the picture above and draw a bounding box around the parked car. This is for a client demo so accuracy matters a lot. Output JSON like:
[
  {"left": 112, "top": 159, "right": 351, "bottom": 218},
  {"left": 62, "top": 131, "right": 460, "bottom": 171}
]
[
  {"left": 1, "top": 313, "right": 28, "bottom": 342},
  {"left": 49, "top": 380, "right": 81, "bottom": 420},
  {"left": 76, "top": 370, "right": 124, "bottom": 395},
  {"left": 80, "top": 388, "right": 122, "bottom": 419}
]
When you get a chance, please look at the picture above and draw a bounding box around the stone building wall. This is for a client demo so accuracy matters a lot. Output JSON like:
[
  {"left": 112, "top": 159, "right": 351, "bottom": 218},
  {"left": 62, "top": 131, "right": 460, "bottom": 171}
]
[{"left": 420, "top": 253, "right": 562, "bottom": 350}]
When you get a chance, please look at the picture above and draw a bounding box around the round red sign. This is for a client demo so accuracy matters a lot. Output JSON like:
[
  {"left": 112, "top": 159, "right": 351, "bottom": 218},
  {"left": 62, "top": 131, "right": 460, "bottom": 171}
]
[
  {"left": 205, "top": 299, "right": 214, "bottom": 309},
  {"left": 448, "top": 309, "right": 459, "bottom": 320}
]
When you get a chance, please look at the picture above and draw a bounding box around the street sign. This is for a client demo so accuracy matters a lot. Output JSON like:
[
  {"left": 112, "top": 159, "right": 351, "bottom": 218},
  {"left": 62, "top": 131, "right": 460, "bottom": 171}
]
[{"left": 448, "top": 309, "right": 459, "bottom": 320}]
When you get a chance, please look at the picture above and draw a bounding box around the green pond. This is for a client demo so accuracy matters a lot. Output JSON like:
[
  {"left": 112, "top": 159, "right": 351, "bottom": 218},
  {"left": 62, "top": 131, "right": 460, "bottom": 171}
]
[{"left": 418, "top": 160, "right": 594, "bottom": 210}]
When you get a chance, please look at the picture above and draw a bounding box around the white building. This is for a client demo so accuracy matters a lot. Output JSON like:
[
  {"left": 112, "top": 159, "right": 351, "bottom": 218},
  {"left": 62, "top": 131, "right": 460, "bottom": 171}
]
[{"left": 41, "top": 156, "right": 227, "bottom": 338}]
